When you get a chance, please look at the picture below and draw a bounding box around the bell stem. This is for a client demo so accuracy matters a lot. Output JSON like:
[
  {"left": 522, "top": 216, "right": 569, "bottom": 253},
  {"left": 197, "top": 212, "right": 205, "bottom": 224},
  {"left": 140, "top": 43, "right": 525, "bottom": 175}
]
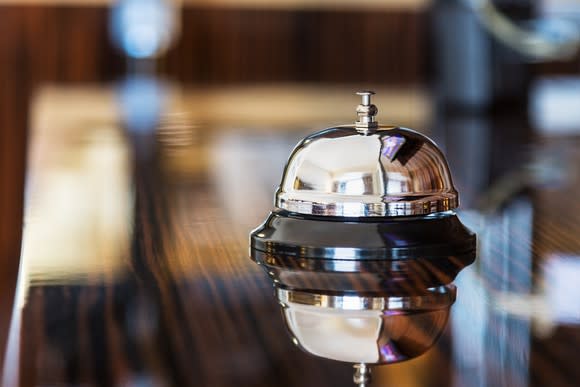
[{"left": 353, "top": 363, "right": 372, "bottom": 386}]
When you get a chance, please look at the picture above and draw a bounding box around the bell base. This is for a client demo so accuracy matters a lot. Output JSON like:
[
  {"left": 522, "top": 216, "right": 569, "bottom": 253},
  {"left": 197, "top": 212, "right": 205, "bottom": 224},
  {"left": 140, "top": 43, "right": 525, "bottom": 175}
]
[{"left": 250, "top": 210, "right": 476, "bottom": 291}]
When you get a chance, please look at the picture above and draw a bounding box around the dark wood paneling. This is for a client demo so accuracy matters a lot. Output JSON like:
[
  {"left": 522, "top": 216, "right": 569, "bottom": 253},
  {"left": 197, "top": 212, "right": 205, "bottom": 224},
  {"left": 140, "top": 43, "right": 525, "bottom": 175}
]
[
  {"left": 0, "top": 7, "right": 28, "bottom": 380},
  {"left": 533, "top": 58, "right": 580, "bottom": 78},
  {"left": 0, "top": 5, "right": 427, "bottom": 85},
  {"left": 164, "top": 8, "right": 427, "bottom": 84},
  {"left": 3, "top": 6, "right": 124, "bottom": 84}
]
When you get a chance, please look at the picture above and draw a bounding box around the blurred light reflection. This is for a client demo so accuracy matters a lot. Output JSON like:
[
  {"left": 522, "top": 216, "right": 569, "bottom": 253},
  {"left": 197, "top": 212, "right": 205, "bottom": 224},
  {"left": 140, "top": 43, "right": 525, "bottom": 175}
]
[
  {"left": 452, "top": 198, "right": 533, "bottom": 387},
  {"left": 118, "top": 74, "right": 169, "bottom": 133},
  {"left": 22, "top": 90, "right": 132, "bottom": 284},
  {"left": 544, "top": 255, "right": 580, "bottom": 326},
  {"left": 531, "top": 77, "right": 580, "bottom": 135}
]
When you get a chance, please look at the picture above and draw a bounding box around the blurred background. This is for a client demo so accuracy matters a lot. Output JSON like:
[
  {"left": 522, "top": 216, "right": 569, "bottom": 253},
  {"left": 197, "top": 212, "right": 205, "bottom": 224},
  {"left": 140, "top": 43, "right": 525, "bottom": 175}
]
[
  {"left": 1, "top": 0, "right": 580, "bottom": 386},
  {"left": 2, "top": 0, "right": 580, "bottom": 201},
  {"left": 5, "top": 0, "right": 580, "bottom": 271}
]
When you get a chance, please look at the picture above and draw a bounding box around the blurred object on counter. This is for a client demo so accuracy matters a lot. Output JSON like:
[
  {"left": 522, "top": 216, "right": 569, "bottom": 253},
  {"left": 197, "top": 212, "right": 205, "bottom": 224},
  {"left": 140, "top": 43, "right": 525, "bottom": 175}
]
[
  {"left": 432, "top": 0, "right": 492, "bottom": 110},
  {"left": 432, "top": 0, "right": 536, "bottom": 111},
  {"left": 467, "top": 0, "right": 580, "bottom": 61}
]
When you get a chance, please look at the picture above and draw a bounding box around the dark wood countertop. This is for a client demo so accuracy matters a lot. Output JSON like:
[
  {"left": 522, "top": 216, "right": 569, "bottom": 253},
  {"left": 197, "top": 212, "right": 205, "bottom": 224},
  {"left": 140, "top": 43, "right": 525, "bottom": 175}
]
[{"left": 2, "top": 84, "right": 579, "bottom": 387}]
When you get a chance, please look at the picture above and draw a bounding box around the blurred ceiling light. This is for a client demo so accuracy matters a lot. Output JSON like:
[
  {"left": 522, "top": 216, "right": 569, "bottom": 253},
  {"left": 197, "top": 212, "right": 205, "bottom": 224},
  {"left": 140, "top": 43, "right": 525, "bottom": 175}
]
[{"left": 110, "top": 0, "right": 180, "bottom": 59}]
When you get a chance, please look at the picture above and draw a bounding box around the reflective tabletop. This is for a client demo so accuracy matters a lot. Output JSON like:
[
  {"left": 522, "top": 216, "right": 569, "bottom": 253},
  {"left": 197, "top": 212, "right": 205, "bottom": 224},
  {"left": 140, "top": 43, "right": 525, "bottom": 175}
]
[{"left": 3, "top": 84, "right": 579, "bottom": 387}]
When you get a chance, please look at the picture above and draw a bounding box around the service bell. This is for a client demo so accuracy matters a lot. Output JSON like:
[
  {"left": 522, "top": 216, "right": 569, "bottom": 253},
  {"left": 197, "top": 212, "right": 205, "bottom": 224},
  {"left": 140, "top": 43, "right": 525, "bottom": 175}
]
[{"left": 249, "top": 91, "right": 476, "bottom": 386}]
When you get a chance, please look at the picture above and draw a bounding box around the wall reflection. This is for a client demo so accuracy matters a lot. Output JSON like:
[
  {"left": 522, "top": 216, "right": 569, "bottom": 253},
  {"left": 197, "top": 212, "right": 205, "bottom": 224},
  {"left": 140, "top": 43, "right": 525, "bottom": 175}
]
[{"left": 22, "top": 90, "right": 133, "bottom": 284}]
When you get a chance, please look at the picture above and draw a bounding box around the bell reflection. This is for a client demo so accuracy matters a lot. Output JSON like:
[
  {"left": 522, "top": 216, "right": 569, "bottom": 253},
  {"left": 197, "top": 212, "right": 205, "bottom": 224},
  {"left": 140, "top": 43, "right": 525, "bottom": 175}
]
[
  {"left": 278, "top": 285, "right": 455, "bottom": 365},
  {"left": 250, "top": 246, "right": 468, "bottom": 386},
  {"left": 250, "top": 215, "right": 473, "bottom": 385}
]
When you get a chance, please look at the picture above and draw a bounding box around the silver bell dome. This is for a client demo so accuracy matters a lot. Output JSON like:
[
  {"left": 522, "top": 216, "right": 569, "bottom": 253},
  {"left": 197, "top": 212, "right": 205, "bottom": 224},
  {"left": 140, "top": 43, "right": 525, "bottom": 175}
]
[{"left": 276, "top": 91, "right": 458, "bottom": 217}]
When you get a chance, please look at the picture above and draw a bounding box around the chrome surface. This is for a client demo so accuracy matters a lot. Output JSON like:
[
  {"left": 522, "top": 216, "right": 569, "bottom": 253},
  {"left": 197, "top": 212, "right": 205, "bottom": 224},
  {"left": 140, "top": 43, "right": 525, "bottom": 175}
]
[
  {"left": 276, "top": 123, "right": 459, "bottom": 217},
  {"left": 277, "top": 285, "right": 456, "bottom": 364},
  {"left": 353, "top": 363, "right": 371, "bottom": 387},
  {"left": 277, "top": 285, "right": 456, "bottom": 311},
  {"left": 355, "top": 91, "right": 379, "bottom": 132}
]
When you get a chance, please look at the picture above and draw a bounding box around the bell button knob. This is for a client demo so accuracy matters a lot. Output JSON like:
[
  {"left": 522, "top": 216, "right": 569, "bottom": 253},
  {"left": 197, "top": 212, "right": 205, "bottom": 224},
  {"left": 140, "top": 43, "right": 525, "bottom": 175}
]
[{"left": 355, "top": 91, "right": 378, "bottom": 131}]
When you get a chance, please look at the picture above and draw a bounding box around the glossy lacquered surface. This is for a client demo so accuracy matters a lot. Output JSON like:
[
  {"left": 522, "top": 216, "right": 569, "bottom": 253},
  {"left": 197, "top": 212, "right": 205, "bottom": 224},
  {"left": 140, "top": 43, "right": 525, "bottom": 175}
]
[{"left": 4, "top": 85, "right": 580, "bottom": 387}]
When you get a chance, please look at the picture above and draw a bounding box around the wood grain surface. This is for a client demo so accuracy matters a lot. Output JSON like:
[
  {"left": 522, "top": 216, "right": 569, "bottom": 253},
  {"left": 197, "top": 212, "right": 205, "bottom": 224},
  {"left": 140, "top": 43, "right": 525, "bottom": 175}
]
[
  {"left": 0, "top": 5, "right": 427, "bottom": 86},
  {"left": 1, "top": 84, "right": 579, "bottom": 387}
]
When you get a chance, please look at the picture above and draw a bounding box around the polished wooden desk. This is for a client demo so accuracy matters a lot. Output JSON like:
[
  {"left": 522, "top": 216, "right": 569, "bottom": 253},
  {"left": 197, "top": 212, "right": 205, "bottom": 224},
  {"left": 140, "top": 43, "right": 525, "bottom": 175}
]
[{"left": 3, "top": 84, "right": 580, "bottom": 386}]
